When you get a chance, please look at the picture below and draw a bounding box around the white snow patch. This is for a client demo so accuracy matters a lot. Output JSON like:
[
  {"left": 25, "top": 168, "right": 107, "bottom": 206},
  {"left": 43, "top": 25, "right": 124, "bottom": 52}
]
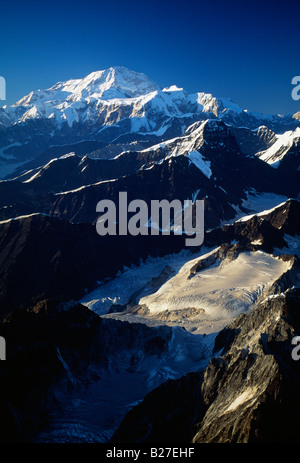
[
  {"left": 257, "top": 127, "right": 300, "bottom": 167},
  {"left": 139, "top": 251, "right": 291, "bottom": 322},
  {"left": 236, "top": 199, "right": 290, "bottom": 223},
  {"left": 54, "top": 178, "right": 117, "bottom": 195},
  {"left": 185, "top": 151, "right": 212, "bottom": 178},
  {"left": 224, "top": 191, "right": 290, "bottom": 225},
  {"left": 0, "top": 212, "right": 51, "bottom": 225},
  {"left": 274, "top": 235, "right": 300, "bottom": 258},
  {"left": 224, "top": 388, "right": 257, "bottom": 413},
  {"left": 251, "top": 239, "right": 263, "bottom": 245},
  {"left": 80, "top": 248, "right": 212, "bottom": 315}
]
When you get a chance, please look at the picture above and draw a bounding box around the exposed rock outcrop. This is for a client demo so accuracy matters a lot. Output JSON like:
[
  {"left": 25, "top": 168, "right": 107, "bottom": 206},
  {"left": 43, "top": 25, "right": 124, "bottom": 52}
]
[
  {"left": 112, "top": 259, "right": 300, "bottom": 443},
  {"left": 0, "top": 299, "right": 175, "bottom": 442}
]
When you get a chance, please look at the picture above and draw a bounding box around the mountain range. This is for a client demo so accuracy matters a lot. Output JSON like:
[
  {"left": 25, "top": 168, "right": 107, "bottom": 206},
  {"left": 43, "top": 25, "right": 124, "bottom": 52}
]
[
  {"left": 0, "top": 66, "right": 299, "bottom": 444},
  {"left": 1, "top": 66, "right": 300, "bottom": 176}
]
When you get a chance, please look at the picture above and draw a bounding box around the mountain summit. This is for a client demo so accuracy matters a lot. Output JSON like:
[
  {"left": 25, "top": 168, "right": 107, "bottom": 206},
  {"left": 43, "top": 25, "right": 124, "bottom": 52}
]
[
  {"left": 0, "top": 66, "right": 300, "bottom": 178},
  {"left": 15, "top": 66, "right": 160, "bottom": 105},
  {"left": 0, "top": 65, "right": 299, "bottom": 444}
]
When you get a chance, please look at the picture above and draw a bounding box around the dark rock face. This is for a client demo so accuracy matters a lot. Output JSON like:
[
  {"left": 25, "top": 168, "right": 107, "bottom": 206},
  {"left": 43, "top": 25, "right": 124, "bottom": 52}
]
[
  {"left": 112, "top": 264, "right": 300, "bottom": 444},
  {"left": 0, "top": 213, "right": 190, "bottom": 319},
  {"left": 193, "top": 287, "right": 300, "bottom": 443},
  {"left": 0, "top": 299, "right": 173, "bottom": 442},
  {"left": 110, "top": 198, "right": 300, "bottom": 444},
  {"left": 0, "top": 214, "right": 109, "bottom": 319},
  {"left": 0, "top": 120, "right": 298, "bottom": 227},
  {"left": 112, "top": 371, "right": 206, "bottom": 443},
  {"left": 231, "top": 125, "right": 276, "bottom": 156},
  {"left": 207, "top": 199, "right": 300, "bottom": 253},
  {"left": 5, "top": 148, "right": 168, "bottom": 197},
  {"left": 0, "top": 300, "right": 100, "bottom": 442},
  {"left": 0, "top": 201, "right": 298, "bottom": 443},
  {"left": 0, "top": 69, "right": 299, "bottom": 446}
]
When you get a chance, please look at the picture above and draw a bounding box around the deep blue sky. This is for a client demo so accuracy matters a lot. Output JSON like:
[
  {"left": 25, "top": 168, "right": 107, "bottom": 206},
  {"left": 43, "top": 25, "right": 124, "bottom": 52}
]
[{"left": 1, "top": 0, "right": 300, "bottom": 115}]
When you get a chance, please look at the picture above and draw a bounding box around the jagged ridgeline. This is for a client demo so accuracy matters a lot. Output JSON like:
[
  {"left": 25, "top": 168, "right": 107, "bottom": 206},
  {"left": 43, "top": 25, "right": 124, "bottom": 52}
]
[{"left": 0, "top": 67, "right": 299, "bottom": 443}]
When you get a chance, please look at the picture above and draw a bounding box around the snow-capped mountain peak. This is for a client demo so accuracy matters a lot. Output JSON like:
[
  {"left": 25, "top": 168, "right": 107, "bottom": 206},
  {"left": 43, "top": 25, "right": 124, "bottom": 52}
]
[
  {"left": 15, "top": 66, "right": 160, "bottom": 107},
  {"left": 257, "top": 126, "right": 300, "bottom": 167},
  {"left": 191, "top": 93, "right": 243, "bottom": 117},
  {"left": 1, "top": 66, "right": 300, "bottom": 175}
]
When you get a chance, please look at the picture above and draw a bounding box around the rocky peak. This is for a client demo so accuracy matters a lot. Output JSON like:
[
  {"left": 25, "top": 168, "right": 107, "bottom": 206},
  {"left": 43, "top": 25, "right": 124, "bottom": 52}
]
[{"left": 111, "top": 259, "right": 300, "bottom": 443}]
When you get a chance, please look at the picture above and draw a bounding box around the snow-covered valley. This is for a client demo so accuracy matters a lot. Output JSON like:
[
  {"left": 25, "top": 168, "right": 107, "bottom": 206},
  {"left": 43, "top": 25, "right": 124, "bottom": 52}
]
[{"left": 0, "top": 66, "right": 299, "bottom": 445}]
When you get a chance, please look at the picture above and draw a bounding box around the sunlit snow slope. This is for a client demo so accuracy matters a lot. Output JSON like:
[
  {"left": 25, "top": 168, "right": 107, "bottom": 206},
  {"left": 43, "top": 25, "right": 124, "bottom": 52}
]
[{"left": 138, "top": 250, "right": 290, "bottom": 326}]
